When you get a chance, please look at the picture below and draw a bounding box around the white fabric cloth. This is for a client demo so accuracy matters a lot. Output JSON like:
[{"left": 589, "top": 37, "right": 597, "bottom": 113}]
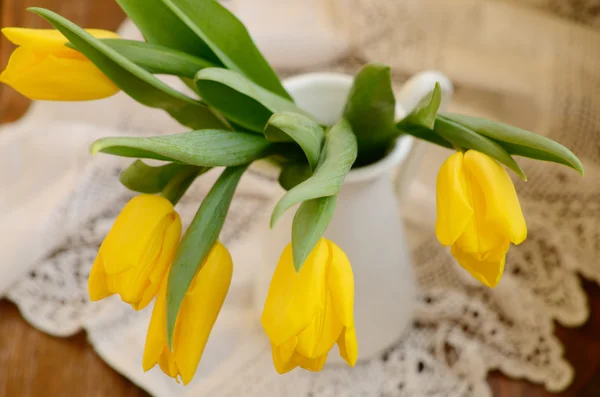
[
  {"left": 2, "top": 0, "right": 599, "bottom": 396},
  {"left": 1, "top": 121, "right": 485, "bottom": 396}
]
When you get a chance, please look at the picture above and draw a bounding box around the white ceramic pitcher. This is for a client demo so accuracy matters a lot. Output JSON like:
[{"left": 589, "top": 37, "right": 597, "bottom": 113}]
[{"left": 255, "top": 71, "right": 453, "bottom": 362}]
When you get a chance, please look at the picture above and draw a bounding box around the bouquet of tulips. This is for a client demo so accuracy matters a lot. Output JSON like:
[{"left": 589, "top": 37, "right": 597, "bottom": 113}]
[{"left": 1, "top": 0, "right": 583, "bottom": 385}]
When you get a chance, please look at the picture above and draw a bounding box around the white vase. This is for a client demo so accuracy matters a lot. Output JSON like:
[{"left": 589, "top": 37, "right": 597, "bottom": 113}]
[{"left": 254, "top": 71, "right": 453, "bottom": 362}]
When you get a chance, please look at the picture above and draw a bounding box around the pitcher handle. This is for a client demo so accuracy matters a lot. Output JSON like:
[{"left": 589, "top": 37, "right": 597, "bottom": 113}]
[{"left": 393, "top": 71, "right": 454, "bottom": 203}]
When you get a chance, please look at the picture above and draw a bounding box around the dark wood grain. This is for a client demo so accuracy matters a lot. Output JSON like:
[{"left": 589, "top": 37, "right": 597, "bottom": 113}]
[
  {"left": 0, "top": 300, "right": 149, "bottom": 397},
  {"left": 1, "top": 0, "right": 600, "bottom": 396}
]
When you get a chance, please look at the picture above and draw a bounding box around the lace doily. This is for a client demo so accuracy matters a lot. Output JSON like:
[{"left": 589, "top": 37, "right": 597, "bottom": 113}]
[
  {"left": 8, "top": 140, "right": 592, "bottom": 397},
  {"left": 7, "top": 155, "right": 494, "bottom": 397},
  {"left": 5, "top": 1, "right": 600, "bottom": 396}
]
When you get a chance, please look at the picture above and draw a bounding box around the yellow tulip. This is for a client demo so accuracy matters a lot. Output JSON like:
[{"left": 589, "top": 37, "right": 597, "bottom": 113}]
[
  {"left": 0, "top": 28, "right": 120, "bottom": 101},
  {"left": 436, "top": 150, "right": 527, "bottom": 287},
  {"left": 143, "top": 242, "right": 233, "bottom": 385},
  {"left": 88, "top": 195, "right": 181, "bottom": 310},
  {"left": 261, "top": 238, "right": 357, "bottom": 374}
]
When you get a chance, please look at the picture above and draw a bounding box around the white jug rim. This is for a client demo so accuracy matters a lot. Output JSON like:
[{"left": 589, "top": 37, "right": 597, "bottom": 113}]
[
  {"left": 283, "top": 72, "right": 354, "bottom": 90},
  {"left": 283, "top": 72, "right": 414, "bottom": 184},
  {"left": 345, "top": 136, "right": 414, "bottom": 183}
]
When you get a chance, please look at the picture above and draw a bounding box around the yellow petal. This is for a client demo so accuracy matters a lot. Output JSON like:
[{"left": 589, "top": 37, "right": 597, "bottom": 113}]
[
  {"left": 451, "top": 243, "right": 508, "bottom": 288},
  {"left": 142, "top": 278, "right": 183, "bottom": 383},
  {"left": 337, "top": 326, "right": 358, "bottom": 367},
  {"left": 98, "top": 195, "right": 180, "bottom": 308},
  {"left": 102, "top": 195, "right": 177, "bottom": 275},
  {"left": 453, "top": 166, "right": 507, "bottom": 258},
  {"left": 88, "top": 254, "right": 112, "bottom": 301},
  {"left": 0, "top": 48, "right": 119, "bottom": 101},
  {"left": 112, "top": 217, "right": 172, "bottom": 305},
  {"left": 261, "top": 239, "right": 329, "bottom": 346},
  {"left": 142, "top": 280, "right": 170, "bottom": 372},
  {"left": 271, "top": 343, "right": 298, "bottom": 374},
  {"left": 436, "top": 152, "right": 474, "bottom": 246},
  {"left": 2, "top": 27, "right": 119, "bottom": 59},
  {"left": 1, "top": 28, "right": 121, "bottom": 101},
  {"left": 174, "top": 242, "right": 233, "bottom": 385},
  {"left": 296, "top": 289, "right": 343, "bottom": 359},
  {"left": 294, "top": 352, "right": 328, "bottom": 372},
  {"left": 278, "top": 337, "right": 298, "bottom": 363},
  {"left": 132, "top": 213, "right": 182, "bottom": 310},
  {"left": 463, "top": 151, "right": 527, "bottom": 245},
  {"left": 327, "top": 240, "right": 355, "bottom": 328},
  {"left": 0, "top": 46, "right": 44, "bottom": 80},
  {"left": 157, "top": 352, "right": 179, "bottom": 381}
]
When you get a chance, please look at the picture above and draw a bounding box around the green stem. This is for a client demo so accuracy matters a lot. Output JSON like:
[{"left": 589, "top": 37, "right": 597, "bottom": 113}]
[{"left": 161, "top": 166, "right": 208, "bottom": 205}]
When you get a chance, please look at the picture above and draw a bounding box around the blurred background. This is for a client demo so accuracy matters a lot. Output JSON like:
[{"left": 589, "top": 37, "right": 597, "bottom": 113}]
[{"left": 1, "top": 0, "right": 600, "bottom": 396}]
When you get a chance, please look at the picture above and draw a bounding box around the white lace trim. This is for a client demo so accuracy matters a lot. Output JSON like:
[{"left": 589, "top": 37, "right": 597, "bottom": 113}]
[{"left": 8, "top": 154, "right": 593, "bottom": 396}]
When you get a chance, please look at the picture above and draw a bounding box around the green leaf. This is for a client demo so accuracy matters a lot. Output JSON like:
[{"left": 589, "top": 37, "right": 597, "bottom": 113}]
[
  {"left": 100, "top": 39, "right": 216, "bottom": 78},
  {"left": 434, "top": 115, "right": 527, "bottom": 180},
  {"left": 499, "top": 143, "right": 577, "bottom": 169},
  {"left": 443, "top": 114, "right": 584, "bottom": 175},
  {"left": 115, "top": 0, "right": 220, "bottom": 64},
  {"left": 158, "top": 0, "right": 291, "bottom": 99},
  {"left": 264, "top": 112, "right": 324, "bottom": 170},
  {"left": 194, "top": 68, "right": 306, "bottom": 133},
  {"left": 161, "top": 165, "right": 207, "bottom": 205},
  {"left": 30, "top": 8, "right": 227, "bottom": 131},
  {"left": 399, "top": 82, "right": 442, "bottom": 129},
  {"left": 343, "top": 63, "right": 396, "bottom": 165},
  {"left": 398, "top": 124, "right": 453, "bottom": 149},
  {"left": 91, "top": 130, "right": 273, "bottom": 166},
  {"left": 278, "top": 162, "right": 313, "bottom": 191},
  {"left": 270, "top": 119, "right": 357, "bottom": 227},
  {"left": 166, "top": 165, "right": 247, "bottom": 348},
  {"left": 396, "top": 83, "right": 449, "bottom": 148},
  {"left": 120, "top": 160, "right": 187, "bottom": 193},
  {"left": 291, "top": 196, "right": 337, "bottom": 271}
]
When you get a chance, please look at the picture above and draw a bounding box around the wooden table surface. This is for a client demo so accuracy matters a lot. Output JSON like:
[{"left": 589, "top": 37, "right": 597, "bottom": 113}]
[{"left": 2, "top": 1, "right": 600, "bottom": 396}]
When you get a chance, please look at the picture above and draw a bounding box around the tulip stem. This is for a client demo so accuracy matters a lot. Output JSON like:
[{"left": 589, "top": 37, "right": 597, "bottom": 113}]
[
  {"left": 453, "top": 144, "right": 465, "bottom": 153},
  {"left": 161, "top": 166, "right": 208, "bottom": 205}
]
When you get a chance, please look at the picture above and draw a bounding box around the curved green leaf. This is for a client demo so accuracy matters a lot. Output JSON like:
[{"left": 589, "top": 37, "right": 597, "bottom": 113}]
[
  {"left": 400, "top": 82, "right": 442, "bottom": 129},
  {"left": 166, "top": 165, "right": 247, "bottom": 348},
  {"left": 343, "top": 63, "right": 396, "bottom": 165},
  {"left": 499, "top": 143, "right": 576, "bottom": 169},
  {"left": 270, "top": 119, "right": 357, "bottom": 227},
  {"left": 264, "top": 112, "right": 324, "bottom": 170},
  {"left": 115, "top": 0, "right": 220, "bottom": 64},
  {"left": 434, "top": 116, "right": 527, "bottom": 180},
  {"left": 195, "top": 68, "right": 306, "bottom": 132},
  {"left": 120, "top": 160, "right": 187, "bottom": 193},
  {"left": 91, "top": 130, "right": 273, "bottom": 167},
  {"left": 396, "top": 83, "right": 449, "bottom": 148},
  {"left": 100, "top": 39, "right": 216, "bottom": 78},
  {"left": 444, "top": 113, "right": 584, "bottom": 175},
  {"left": 30, "top": 8, "right": 226, "bottom": 130},
  {"left": 292, "top": 196, "right": 337, "bottom": 271},
  {"left": 159, "top": 0, "right": 290, "bottom": 99},
  {"left": 278, "top": 162, "right": 313, "bottom": 191},
  {"left": 398, "top": 124, "right": 453, "bottom": 149}
]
